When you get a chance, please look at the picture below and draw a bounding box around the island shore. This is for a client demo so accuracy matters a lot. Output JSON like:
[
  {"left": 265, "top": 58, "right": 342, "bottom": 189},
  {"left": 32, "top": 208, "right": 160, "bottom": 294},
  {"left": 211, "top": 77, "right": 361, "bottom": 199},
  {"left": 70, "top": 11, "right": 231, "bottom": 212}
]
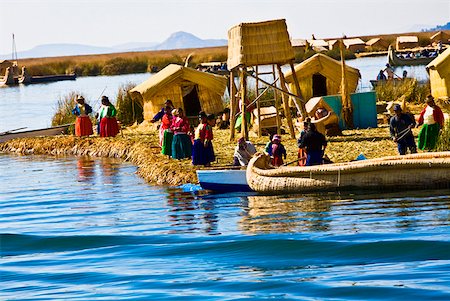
[{"left": 1, "top": 125, "right": 409, "bottom": 186}]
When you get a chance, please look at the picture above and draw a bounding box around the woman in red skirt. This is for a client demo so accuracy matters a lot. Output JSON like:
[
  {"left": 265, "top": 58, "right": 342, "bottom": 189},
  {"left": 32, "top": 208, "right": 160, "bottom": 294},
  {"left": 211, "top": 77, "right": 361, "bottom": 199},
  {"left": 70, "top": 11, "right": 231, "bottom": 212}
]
[
  {"left": 72, "top": 96, "right": 94, "bottom": 137},
  {"left": 98, "top": 96, "right": 119, "bottom": 137}
]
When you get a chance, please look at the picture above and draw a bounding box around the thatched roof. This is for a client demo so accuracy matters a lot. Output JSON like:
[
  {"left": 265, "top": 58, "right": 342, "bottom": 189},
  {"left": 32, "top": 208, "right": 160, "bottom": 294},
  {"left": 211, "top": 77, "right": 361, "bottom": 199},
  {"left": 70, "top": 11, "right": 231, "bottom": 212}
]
[
  {"left": 397, "top": 36, "right": 418, "bottom": 43},
  {"left": 291, "top": 39, "right": 307, "bottom": 47},
  {"left": 227, "top": 19, "right": 294, "bottom": 69},
  {"left": 430, "top": 31, "right": 450, "bottom": 42},
  {"left": 308, "top": 39, "right": 329, "bottom": 48},
  {"left": 283, "top": 53, "right": 361, "bottom": 84},
  {"left": 130, "top": 64, "right": 227, "bottom": 99},
  {"left": 426, "top": 47, "right": 450, "bottom": 76},
  {"left": 343, "top": 38, "right": 365, "bottom": 47}
]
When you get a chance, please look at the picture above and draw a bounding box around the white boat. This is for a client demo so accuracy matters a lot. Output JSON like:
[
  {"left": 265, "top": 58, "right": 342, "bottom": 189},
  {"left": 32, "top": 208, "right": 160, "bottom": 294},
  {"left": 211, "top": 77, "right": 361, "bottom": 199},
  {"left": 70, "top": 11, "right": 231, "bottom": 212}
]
[
  {"left": 0, "top": 124, "right": 72, "bottom": 143},
  {"left": 196, "top": 168, "right": 252, "bottom": 192}
]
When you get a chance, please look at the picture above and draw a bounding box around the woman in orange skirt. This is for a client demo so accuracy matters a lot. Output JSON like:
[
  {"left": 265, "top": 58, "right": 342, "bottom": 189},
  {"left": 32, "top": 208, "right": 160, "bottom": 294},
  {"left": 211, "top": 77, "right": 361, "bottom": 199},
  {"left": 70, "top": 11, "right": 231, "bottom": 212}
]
[
  {"left": 72, "top": 96, "right": 94, "bottom": 137},
  {"left": 98, "top": 96, "right": 119, "bottom": 137}
]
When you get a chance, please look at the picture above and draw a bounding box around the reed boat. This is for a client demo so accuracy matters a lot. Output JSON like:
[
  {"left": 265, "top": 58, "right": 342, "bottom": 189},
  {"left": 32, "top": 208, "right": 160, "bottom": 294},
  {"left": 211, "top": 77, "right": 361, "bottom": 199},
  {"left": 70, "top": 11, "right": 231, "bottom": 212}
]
[
  {"left": 0, "top": 124, "right": 72, "bottom": 143},
  {"left": 196, "top": 167, "right": 251, "bottom": 192},
  {"left": 388, "top": 46, "right": 437, "bottom": 66},
  {"left": 246, "top": 152, "right": 450, "bottom": 194},
  {"left": 19, "top": 73, "right": 76, "bottom": 84}
]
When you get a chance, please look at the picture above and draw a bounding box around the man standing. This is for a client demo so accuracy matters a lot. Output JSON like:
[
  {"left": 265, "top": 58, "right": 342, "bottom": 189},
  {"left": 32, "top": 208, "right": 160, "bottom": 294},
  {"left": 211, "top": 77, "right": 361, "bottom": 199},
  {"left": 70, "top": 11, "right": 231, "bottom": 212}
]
[
  {"left": 299, "top": 123, "right": 327, "bottom": 166},
  {"left": 389, "top": 104, "right": 417, "bottom": 155}
]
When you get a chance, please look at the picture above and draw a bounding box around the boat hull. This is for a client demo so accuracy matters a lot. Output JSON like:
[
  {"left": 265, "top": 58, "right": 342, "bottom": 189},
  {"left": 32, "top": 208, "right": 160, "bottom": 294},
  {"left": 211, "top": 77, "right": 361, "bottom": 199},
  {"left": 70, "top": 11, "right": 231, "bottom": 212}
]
[
  {"left": 247, "top": 152, "right": 450, "bottom": 194},
  {"left": 388, "top": 46, "right": 436, "bottom": 66},
  {"left": 0, "top": 124, "right": 72, "bottom": 143},
  {"left": 196, "top": 169, "right": 252, "bottom": 192},
  {"left": 19, "top": 74, "right": 76, "bottom": 84}
]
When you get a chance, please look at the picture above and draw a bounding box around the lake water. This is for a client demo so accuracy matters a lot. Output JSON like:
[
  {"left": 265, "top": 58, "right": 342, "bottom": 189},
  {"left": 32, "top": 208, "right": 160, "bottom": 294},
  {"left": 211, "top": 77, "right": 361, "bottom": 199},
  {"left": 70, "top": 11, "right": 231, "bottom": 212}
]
[
  {"left": 2, "top": 57, "right": 447, "bottom": 300},
  {"left": 0, "top": 55, "right": 429, "bottom": 133},
  {"left": 1, "top": 154, "right": 450, "bottom": 300}
]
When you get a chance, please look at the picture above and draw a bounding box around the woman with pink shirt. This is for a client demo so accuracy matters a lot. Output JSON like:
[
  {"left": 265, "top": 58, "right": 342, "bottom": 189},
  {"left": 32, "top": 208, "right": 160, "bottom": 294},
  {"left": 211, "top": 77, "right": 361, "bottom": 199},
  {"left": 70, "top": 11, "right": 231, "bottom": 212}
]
[{"left": 170, "top": 108, "right": 192, "bottom": 159}]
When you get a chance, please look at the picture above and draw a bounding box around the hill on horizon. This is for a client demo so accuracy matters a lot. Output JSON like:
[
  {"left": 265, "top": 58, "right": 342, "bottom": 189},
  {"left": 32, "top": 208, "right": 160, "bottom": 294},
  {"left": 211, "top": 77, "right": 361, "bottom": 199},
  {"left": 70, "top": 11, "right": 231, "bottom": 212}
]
[{"left": 0, "top": 31, "right": 227, "bottom": 60}]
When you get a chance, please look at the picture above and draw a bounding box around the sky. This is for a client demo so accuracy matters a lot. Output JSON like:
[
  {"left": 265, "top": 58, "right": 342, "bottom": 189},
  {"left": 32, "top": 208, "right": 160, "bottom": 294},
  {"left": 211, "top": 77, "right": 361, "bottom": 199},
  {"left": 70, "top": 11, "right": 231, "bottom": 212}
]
[{"left": 0, "top": 0, "right": 449, "bottom": 55}]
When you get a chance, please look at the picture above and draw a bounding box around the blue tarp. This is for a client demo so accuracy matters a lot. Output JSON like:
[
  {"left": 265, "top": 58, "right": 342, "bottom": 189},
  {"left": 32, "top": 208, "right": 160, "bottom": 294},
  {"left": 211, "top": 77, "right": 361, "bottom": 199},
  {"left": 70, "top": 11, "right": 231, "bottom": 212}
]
[{"left": 322, "top": 92, "right": 377, "bottom": 129}]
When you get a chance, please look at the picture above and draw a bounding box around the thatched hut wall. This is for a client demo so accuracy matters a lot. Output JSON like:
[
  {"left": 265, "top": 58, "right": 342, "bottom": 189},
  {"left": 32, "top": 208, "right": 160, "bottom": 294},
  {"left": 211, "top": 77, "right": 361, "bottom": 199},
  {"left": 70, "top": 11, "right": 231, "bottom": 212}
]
[
  {"left": 430, "top": 31, "right": 450, "bottom": 44},
  {"left": 427, "top": 47, "right": 450, "bottom": 100},
  {"left": 283, "top": 53, "right": 361, "bottom": 103},
  {"left": 130, "top": 64, "right": 227, "bottom": 120}
]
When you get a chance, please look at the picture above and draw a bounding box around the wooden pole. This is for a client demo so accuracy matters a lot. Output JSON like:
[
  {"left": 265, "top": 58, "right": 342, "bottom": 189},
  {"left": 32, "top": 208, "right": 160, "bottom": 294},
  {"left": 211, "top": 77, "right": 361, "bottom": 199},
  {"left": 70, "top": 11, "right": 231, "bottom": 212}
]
[
  {"left": 339, "top": 39, "right": 354, "bottom": 129},
  {"left": 229, "top": 69, "right": 237, "bottom": 140},
  {"left": 277, "top": 64, "right": 296, "bottom": 139},
  {"left": 289, "top": 60, "right": 308, "bottom": 118},
  {"left": 240, "top": 67, "right": 248, "bottom": 140},
  {"left": 255, "top": 65, "right": 262, "bottom": 137},
  {"left": 273, "top": 65, "right": 281, "bottom": 135}
]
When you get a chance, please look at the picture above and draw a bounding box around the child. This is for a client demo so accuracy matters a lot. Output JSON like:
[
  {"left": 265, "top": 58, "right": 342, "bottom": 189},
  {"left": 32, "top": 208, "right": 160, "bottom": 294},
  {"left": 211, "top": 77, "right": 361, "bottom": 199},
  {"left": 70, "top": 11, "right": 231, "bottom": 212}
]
[
  {"left": 160, "top": 107, "right": 173, "bottom": 157},
  {"left": 271, "top": 134, "right": 286, "bottom": 167},
  {"left": 192, "top": 111, "right": 212, "bottom": 166}
]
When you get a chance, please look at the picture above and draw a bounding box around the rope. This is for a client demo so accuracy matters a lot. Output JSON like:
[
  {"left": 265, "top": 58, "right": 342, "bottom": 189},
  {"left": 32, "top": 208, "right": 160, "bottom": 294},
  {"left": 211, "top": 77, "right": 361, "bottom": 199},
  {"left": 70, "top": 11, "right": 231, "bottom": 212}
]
[{"left": 396, "top": 127, "right": 412, "bottom": 141}]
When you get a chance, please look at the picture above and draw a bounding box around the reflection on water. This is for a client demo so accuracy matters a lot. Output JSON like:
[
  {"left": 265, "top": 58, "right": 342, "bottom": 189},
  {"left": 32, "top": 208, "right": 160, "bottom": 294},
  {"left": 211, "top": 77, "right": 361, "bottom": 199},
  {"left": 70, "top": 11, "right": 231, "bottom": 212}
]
[{"left": 240, "top": 191, "right": 450, "bottom": 234}]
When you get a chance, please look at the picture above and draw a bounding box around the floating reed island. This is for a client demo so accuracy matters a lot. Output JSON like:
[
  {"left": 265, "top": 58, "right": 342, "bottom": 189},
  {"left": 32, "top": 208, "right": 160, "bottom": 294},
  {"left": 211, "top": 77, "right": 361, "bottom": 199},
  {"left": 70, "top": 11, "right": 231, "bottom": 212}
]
[{"left": 0, "top": 124, "right": 433, "bottom": 186}]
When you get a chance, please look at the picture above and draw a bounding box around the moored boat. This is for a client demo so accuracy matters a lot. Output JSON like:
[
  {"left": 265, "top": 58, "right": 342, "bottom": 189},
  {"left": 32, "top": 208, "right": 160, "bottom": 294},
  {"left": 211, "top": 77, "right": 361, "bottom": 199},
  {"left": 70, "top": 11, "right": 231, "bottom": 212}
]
[
  {"left": 19, "top": 72, "right": 76, "bottom": 84},
  {"left": 0, "top": 124, "right": 72, "bottom": 143},
  {"left": 246, "top": 152, "right": 450, "bottom": 194},
  {"left": 196, "top": 168, "right": 252, "bottom": 192},
  {"left": 388, "top": 46, "right": 437, "bottom": 66}
]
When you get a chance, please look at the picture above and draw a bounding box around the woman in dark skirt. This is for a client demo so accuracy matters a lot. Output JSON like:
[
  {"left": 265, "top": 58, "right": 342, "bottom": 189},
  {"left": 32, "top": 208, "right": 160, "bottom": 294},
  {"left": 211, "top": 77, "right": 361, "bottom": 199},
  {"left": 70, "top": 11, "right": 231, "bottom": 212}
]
[
  {"left": 192, "top": 112, "right": 209, "bottom": 165},
  {"left": 170, "top": 108, "right": 192, "bottom": 159},
  {"left": 204, "top": 114, "right": 216, "bottom": 164}
]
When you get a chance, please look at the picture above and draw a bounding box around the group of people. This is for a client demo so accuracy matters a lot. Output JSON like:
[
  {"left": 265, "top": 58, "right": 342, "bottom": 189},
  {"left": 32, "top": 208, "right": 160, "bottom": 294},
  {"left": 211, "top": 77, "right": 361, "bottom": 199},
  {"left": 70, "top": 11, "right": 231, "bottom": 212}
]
[
  {"left": 72, "top": 95, "right": 119, "bottom": 138},
  {"left": 153, "top": 99, "right": 216, "bottom": 166},
  {"left": 376, "top": 64, "right": 408, "bottom": 81},
  {"left": 389, "top": 95, "right": 445, "bottom": 155}
]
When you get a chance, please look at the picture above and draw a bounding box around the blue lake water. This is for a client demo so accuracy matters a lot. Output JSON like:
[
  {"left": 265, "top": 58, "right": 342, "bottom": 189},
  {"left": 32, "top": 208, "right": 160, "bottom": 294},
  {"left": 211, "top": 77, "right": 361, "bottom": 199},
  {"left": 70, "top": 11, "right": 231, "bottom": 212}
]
[{"left": 1, "top": 155, "right": 450, "bottom": 300}]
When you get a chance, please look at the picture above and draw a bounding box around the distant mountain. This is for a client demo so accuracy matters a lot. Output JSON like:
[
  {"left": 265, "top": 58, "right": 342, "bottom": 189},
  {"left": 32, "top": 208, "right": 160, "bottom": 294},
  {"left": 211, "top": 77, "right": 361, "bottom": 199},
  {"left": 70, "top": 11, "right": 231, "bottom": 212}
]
[
  {"left": 153, "top": 31, "right": 227, "bottom": 50},
  {"left": 427, "top": 22, "right": 450, "bottom": 31},
  {"left": 0, "top": 32, "right": 227, "bottom": 59}
]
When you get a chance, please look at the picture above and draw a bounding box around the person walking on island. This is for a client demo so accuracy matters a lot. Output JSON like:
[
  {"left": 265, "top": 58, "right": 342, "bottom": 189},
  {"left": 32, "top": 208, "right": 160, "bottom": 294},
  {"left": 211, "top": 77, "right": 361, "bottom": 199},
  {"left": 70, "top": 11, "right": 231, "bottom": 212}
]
[
  {"left": 72, "top": 95, "right": 93, "bottom": 137},
  {"left": 160, "top": 107, "right": 173, "bottom": 158},
  {"left": 417, "top": 95, "right": 445, "bottom": 151},
  {"left": 151, "top": 99, "right": 174, "bottom": 123},
  {"left": 192, "top": 111, "right": 215, "bottom": 166},
  {"left": 299, "top": 123, "right": 327, "bottom": 166},
  {"left": 271, "top": 134, "right": 287, "bottom": 167},
  {"left": 389, "top": 104, "right": 417, "bottom": 155},
  {"left": 170, "top": 108, "right": 192, "bottom": 160},
  {"left": 98, "top": 96, "right": 119, "bottom": 137}
]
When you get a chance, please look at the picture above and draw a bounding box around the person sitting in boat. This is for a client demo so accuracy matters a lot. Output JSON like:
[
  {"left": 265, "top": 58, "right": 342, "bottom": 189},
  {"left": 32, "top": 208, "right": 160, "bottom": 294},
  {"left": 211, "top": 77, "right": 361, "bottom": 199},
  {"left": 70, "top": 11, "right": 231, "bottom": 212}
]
[
  {"left": 151, "top": 99, "right": 174, "bottom": 123},
  {"left": 170, "top": 108, "right": 192, "bottom": 160},
  {"left": 72, "top": 96, "right": 93, "bottom": 137},
  {"left": 389, "top": 104, "right": 417, "bottom": 155},
  {"left": 299, "top": 123, "right": 327, "bottom": 166},
  {"left": 417, "top": 95, "right": 445, "bottom": 151},
  {"left": 271, "top": 134, "right": 287, "bottom": 167},
  {"left": 376, "top": 70, "right": 387, "bottom": 81},
  {"left": 192, "top": 111, "right": 214, "bottom": 166},
  {"left": 233, "top": 137, "right": 257, "bottom": 166},
  {"left": 384, "top": 64, "right": 395, "bottom": 80},
  {"left": 402, "top": 70, "right": 408, "bottom": 79},
  {"left": 160, "top": 107, "right": 174, "bottom": 158},
  {"left": 98, "top": 96, "right": 119, "bottom": 137}
]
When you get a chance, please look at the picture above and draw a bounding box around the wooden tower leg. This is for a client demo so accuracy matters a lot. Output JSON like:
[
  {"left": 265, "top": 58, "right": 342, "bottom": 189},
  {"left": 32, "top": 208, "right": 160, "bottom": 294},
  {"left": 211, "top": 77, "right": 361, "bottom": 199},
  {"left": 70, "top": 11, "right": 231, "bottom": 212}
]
[
  {"left": 289, "top": 60, "right": 307, "bottom": 118},
  {"left": 273, "top": 64, "right": 281, "bottom": 135},
  {"left": 277, "top": 64, "right": 296, "bottom": 139},
  {"left": 229, "top": 69, "right": 237, "bottom": 141},
  {"left": 240, "top": 67, "right": 248, "bottom": 140},
  {"left": 255, "top": 65, "right": 262, "bottom": 137}
]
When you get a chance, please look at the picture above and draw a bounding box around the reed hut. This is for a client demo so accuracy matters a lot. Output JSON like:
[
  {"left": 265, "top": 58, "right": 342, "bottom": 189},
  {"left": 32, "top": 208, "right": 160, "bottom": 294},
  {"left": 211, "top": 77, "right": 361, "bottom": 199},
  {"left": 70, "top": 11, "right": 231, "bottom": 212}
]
[
  {"left": 291, "top": 39, "right": 307, "bottom": 51},
  {"left": 430, "top": 31, "right": 450, "bottom": 44},
  {"left": 365, "top": 38, "right": 390, "bottom": 51},
  {"left": 283, "top": 53, "right": 361, "bottom": 103},
  {"left": 396, "top": 36, "right": 419, "bottom": 50},
  {"left": 426, "top": 47, "right": 450, "bottom": 100},
  {"left": 307, "top": 39, "right": 329, "bottom": 52},
  {"left": 130, "top": 64, "right": 227, "bottom": 121},
  {"left": 343, "top": 38, "right": 366, "bottom": 53},
  {"left": 227, "top": 19, "right": 304, "bottom": 139}
]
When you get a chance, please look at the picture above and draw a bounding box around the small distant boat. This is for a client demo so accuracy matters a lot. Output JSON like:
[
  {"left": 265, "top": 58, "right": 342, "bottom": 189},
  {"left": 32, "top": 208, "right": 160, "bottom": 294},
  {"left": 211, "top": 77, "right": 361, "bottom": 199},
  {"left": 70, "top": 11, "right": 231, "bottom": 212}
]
[
  {"left": 388, "top": 45, "right": 437, "bottom": 66},
  {"left": 247, "top": 152, "right": 450, "bottom": 194},
  {"left": 19, "top": 67, "right": 76, "bottom": 84},
  {"left": 0, "top": 124, "right": 72, "bottom": 143},
  {"left": 196, "top": 168, "right": 252, "bottom": 192}
]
